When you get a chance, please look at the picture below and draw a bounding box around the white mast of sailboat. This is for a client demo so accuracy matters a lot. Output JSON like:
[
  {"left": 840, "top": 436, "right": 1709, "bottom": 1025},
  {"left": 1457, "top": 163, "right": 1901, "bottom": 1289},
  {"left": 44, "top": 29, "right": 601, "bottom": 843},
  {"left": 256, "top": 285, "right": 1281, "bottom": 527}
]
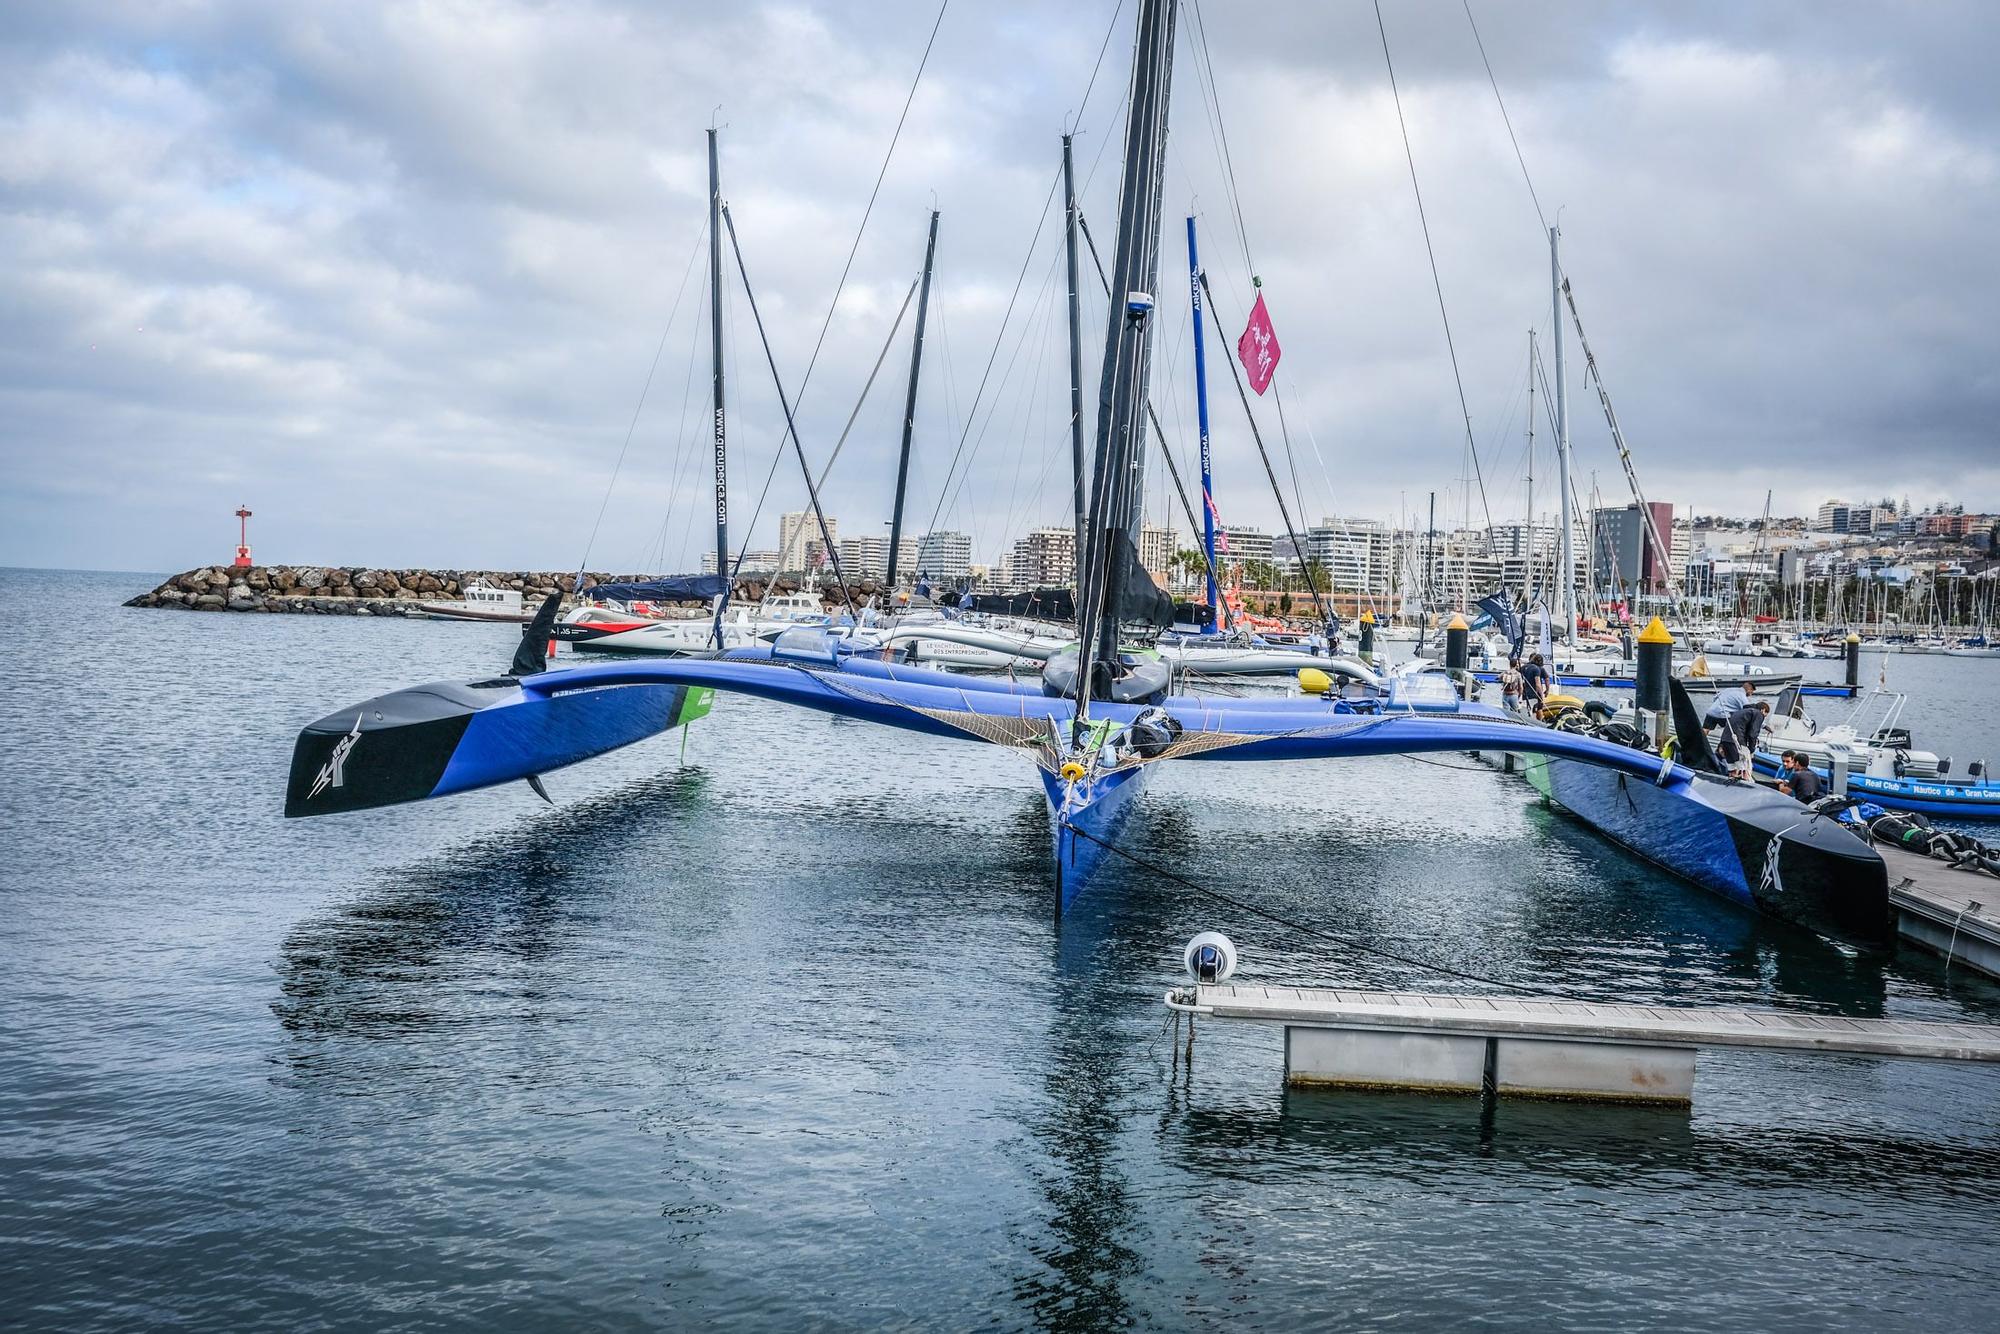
[{"left": 1551, "top": 225, "right": 1574, "bottom": 648}]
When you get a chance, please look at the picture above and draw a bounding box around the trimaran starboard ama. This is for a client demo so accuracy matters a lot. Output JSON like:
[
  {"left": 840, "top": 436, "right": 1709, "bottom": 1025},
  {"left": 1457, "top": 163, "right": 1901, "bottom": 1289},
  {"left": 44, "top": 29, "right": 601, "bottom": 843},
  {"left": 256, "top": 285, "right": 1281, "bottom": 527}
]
[{"left": 284, "top": 0, "right": 1890, "bottom": 944}]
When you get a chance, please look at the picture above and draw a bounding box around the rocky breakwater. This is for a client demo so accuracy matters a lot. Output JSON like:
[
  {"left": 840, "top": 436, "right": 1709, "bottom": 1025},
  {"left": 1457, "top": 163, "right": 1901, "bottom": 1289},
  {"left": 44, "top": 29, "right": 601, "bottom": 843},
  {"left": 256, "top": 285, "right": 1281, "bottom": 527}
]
[{"left": 123, "top": 566, "right": 886, "bottom": 614}]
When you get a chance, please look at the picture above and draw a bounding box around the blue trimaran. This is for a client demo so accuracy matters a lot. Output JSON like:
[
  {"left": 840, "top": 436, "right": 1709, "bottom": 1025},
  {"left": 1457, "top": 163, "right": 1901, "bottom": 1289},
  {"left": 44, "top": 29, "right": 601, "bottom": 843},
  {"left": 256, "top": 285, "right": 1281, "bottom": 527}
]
[{"left": 287, "top": 0, "right": 1888, "bottom": 943}]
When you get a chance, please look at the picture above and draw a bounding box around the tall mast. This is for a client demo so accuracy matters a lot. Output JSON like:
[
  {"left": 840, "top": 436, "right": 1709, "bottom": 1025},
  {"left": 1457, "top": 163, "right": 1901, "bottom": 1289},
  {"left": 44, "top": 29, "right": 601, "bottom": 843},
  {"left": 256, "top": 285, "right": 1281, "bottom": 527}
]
[
  {"left": 1076, "top": 0, "right": 1176, "bottom": 701},
  {"left": 886, "top": 208, "right": 939, "bottom": 593},
  {"left": 708, "top": 128, "right": 730, "bottom": 648},
  {"left": 1426, "top": 489, "right": 1437, "bottom": 635},
  {"left": 1524, "top": 328, "right": 1536, "bottom": 617},
  {"left": 1551, "top": 225, "right": 1573, "bottom": 646},
  {"left": 1187, "top": 215, "right": 1220, "bottom": 629},
  {"left": 1063, "top": 134, "right": 1087, "bottom": 575}
]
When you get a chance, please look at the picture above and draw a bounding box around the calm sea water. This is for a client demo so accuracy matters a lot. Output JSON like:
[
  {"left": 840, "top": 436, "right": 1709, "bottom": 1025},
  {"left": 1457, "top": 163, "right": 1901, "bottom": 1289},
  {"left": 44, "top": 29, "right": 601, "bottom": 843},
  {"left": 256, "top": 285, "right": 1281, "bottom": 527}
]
[{"left": 3, "top": 567, "right": 1998, "bottom": 1332}]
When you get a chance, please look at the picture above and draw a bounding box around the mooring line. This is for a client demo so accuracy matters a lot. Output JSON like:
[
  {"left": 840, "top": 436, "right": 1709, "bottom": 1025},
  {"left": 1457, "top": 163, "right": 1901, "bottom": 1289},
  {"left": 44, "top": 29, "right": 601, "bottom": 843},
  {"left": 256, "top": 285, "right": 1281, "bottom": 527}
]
[{"left": 1060, "top": 820, "right": 1602, "bottom": 1000}]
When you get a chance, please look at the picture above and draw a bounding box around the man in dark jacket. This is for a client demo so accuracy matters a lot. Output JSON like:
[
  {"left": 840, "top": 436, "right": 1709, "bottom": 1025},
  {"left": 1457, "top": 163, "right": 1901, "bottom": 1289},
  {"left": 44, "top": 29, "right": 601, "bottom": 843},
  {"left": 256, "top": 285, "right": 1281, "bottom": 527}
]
[
  {"left": 1519, "top": 653, "right": 1550, "bottom": 711},
  {"left": 1780, "top": 750, "right": 1821, "bottom": 802}
]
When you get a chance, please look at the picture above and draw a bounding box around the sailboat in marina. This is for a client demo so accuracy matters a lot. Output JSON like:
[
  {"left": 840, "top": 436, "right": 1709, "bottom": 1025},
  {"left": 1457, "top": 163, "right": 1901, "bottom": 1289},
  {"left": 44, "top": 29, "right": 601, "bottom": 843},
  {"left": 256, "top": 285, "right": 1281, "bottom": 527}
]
[{"left": 284, "top": 0, "right": 1891, "bottom": 942}]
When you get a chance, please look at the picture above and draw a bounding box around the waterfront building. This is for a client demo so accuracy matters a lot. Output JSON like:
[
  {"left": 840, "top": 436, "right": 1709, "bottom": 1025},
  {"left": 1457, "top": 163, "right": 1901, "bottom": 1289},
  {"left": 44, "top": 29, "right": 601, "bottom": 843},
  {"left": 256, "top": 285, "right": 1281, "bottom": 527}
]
[
  {"left": 779, "top": 511, "right": 838, "bottom": 573},
  {"left": 699, "top": 549, "right": 780, "bottom": 576},
  {"left": 1000, "top": 527, "right": 1076, "bottom": 591},
  {"left": 1138, "top": 523, "right": 1178, "bottom": 580},
  {"left": 1303, "top": 517, "right": 1393, "bottom": 594},
  {"left": 1219, "top": 525, "right": 1273, "bottom": 570},
  {"left": 836, "top": 534, "right": 919, "bottom": 582},
  {"left": 1592, "top": 502, "right": 1676, "bottom": 595},
  {"left": 915, "top": 530, "right": 973, "bottom": 582}
]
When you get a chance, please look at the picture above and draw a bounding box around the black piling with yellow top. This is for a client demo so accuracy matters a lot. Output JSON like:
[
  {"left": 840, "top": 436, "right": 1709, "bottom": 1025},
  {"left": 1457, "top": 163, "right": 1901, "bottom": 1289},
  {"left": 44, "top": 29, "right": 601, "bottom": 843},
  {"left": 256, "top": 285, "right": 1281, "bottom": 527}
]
[
  {"left": 1359, "top": 610, "right": 1376, "bottom": 663},
  {"left": 1445, "top": 613, "right": 1469, "bottom": 672},
  {"left": 1845, "top": 632, "right": 1862, "bottom": 688},
  {"left": 1635, "top": 615, "right": 1674, "bottom": 714}
]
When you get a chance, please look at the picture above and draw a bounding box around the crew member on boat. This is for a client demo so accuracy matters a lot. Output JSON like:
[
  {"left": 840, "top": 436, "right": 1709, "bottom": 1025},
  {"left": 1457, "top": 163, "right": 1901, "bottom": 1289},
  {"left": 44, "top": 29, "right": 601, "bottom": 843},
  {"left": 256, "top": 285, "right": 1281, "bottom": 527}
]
[{"left": 1779, "top": 751, "right": 1821, "bottom": 803}]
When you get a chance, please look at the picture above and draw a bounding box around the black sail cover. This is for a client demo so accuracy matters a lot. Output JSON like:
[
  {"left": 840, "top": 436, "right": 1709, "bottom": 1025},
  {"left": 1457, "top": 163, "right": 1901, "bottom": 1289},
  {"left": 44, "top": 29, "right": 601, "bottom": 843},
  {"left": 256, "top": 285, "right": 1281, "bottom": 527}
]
[
  {"left": 969, "top": 587, "right": 1076, "bottom": 621},
  {"left": 587, "top": 575, "right": 729, "bottom": 603},
  {"left": 1107, "top": 529, "right": 1173, "bottom": 630}
]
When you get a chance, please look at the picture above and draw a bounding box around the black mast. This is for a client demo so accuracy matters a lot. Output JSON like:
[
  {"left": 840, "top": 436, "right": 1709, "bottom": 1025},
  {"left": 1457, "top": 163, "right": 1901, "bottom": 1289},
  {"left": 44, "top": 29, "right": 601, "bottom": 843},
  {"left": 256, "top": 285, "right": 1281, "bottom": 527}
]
[
  {"left": 886, "top": 209, "right": 939, "bottom": 594},
  {"left": 1076, "top": 0, "right": 1176, "bottom": 701},
  {"left": 1063, "top": 133, "right": 1086, "bottom": 565},
  {"left": 707, "top": 127, "right": 730, "bottom": 649}
]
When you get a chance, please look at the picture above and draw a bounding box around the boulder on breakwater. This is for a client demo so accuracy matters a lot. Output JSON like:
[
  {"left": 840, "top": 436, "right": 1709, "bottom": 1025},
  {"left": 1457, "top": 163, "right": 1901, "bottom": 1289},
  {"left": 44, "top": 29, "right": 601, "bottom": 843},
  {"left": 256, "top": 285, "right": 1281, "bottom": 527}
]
[{"left": 122, "top": 566, "right": 888, "bottom": 614}]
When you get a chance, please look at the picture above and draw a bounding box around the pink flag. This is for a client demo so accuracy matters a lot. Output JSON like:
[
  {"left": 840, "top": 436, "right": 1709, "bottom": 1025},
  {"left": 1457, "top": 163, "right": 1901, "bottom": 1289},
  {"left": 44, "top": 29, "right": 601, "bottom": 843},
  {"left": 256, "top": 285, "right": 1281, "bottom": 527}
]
[{"left": 1236, "top": 292, "right": 1281, "bottom": 396}]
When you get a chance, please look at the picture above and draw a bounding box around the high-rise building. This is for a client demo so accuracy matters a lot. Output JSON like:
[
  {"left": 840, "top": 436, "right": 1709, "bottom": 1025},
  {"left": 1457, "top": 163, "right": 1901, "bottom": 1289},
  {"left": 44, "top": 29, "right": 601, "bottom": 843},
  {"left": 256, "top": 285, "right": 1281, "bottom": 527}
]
[
  {"left": 915, "top": 530, "right": 973, "bottom": 582},
  {"left": 1814, "top": 500, "right": 1852, "bottom": 533},
  {"left": 835, "top": 534, "right": 919, "bottom": 582},
  {"left": 1303, "top": 517, "right": 1392, "bottom": 593},
  {"left": 1219, "top": 525, "right": 1273, "bottom": 569},
  {"left": 1592, "top": 502, "right": 1676, "bottom": 595},
  {"left": 1001, "top": 527, "right": 1076, "bottom": 591},
  {"left": 1138, "top": 524, "right": 1178, "bottom": 580},
  {"left": 779, "top": 511, "right": 838, "bottom": 572}
]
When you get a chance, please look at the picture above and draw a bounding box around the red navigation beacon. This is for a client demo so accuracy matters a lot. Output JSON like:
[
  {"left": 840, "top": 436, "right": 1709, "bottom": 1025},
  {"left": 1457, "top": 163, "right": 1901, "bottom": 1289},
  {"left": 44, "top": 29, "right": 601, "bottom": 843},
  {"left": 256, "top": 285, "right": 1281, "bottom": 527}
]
[{"left": 232, "top": 505, "right": 254, "bottom": 568}]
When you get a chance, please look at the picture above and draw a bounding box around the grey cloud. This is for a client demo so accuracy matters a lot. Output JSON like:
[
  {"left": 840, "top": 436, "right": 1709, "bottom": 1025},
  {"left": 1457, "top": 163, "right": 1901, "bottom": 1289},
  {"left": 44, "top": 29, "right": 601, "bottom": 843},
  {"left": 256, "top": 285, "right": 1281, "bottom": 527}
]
[{"left": 1, "top": 0, "right": 1995, "bottom": 575}]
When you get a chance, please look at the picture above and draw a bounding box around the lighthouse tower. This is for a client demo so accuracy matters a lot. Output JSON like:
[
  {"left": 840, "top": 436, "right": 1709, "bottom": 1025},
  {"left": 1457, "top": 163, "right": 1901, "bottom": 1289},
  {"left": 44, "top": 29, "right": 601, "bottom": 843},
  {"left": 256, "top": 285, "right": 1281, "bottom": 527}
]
[{"left": 232, "top": 505, "right": 254, "bottom": 568}]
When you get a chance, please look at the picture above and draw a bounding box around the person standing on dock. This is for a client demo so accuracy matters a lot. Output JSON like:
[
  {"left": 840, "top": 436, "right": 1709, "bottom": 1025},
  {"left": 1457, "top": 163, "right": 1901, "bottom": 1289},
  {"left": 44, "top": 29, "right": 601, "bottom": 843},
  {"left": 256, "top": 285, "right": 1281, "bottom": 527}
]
[
  {"left": 1779, "top": 751, "right": 1821, "bottom": 802},
  {"left": 1499, "top": 656, "right": 1525, "bottom": 714},
  {"left": 1520, "top": 653, "right": 1550, "bottom": 713}
]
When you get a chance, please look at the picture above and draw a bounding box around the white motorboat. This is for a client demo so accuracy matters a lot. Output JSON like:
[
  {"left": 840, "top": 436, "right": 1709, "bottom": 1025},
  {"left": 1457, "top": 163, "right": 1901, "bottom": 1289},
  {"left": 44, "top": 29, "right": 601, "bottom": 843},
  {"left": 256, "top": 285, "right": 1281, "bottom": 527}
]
[
  {"left": 1150, "top": 631, "right": 1379, "bottom": 681},
  {"left": 418, "top": 579, "right": 528, "bottom": 623}
]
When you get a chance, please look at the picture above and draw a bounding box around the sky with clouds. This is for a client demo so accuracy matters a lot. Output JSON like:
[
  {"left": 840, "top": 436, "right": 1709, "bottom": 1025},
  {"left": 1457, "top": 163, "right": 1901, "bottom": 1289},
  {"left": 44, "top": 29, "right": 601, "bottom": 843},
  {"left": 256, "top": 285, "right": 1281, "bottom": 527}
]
[{"left": 3, "top": 0, "right": 1996, "bottom": 574}]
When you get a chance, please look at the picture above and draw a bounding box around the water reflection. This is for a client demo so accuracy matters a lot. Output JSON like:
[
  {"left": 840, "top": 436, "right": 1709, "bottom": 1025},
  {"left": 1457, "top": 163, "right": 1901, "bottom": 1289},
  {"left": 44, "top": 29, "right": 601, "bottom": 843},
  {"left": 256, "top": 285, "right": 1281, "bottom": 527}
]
[
  {"left": 272, "top": 768, "right": 714, "bottom": 1052},
  {"left": 1156, "top": 1087, "right": 2000, "bottom": 1201}
]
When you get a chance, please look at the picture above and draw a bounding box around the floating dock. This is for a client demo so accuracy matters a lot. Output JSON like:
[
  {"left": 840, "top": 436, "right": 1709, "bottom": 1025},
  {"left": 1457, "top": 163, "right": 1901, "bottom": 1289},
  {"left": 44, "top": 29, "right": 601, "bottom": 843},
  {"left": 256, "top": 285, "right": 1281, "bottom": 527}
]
[
  {"left": 1883, "top": 843, "right": 2000, "bottom": 979},
  {"left": 1168, "top": 984, "right": 2000, "bottom": 1106}
]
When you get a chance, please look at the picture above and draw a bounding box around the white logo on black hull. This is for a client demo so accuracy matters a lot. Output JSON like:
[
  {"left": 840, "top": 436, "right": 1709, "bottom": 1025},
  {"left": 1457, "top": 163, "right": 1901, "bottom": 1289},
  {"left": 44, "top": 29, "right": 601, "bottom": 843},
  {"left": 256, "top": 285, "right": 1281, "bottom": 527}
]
[{"left": 308, "top": 715, "right": 363, "bottom": 799}]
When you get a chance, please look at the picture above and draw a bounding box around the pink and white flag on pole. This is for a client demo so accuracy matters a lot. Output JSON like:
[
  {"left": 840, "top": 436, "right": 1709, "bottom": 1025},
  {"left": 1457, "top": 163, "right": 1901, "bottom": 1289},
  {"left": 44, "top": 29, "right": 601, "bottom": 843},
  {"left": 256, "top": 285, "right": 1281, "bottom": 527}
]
[{"left": 1236, "top": 292, "right": 1281, "bottom": 395}]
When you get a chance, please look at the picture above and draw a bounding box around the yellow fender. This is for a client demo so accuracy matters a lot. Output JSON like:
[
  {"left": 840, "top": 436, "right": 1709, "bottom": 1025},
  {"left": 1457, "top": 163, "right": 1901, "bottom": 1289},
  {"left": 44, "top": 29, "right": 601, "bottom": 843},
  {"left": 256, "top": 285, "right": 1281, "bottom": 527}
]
[{"left": 1058, "top": 761, "right": 1088, "bottom": 782}]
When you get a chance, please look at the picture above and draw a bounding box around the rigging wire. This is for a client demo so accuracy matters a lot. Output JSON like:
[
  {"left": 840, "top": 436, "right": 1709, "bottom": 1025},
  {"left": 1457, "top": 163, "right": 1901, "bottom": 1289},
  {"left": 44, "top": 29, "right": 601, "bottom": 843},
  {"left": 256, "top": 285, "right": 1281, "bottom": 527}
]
[
  {"left": 1200, "top": 269, "right": 1334, "bottom": 633},
  {"left": 1058, "top": 820, "right": 1602, "bottom": 1001},
  {"left": 813, "top": 275, "right": 922, "bottom": 493},
  {"left": 575, "top": 220, "right": 709, "bottom": 575},
  {"left": 1075, "top": 212, "right": 1225, "bottom": 603},
  {"left": 1462, "top": 0, "right": 1549, "bottom": 235},
  {"left": 720, "top": 203, "right": 862, "bottom": 621},
  {"left": 921, "top": 168, "right": 1063, "bottom": 544},
  {"left": 1180, "top": 7, "right": 1330, "bottom": 557},
  {"left": 729, "top": 0, "right": 950, "bottom": 579},
  {"left": 1183, "top": 0, "right": 1254, "bottom": 280},
  {"left": 1372, "top": 0, "right": 1494, "bottom": 534},
  {"left": 924, "top": 0, "right": 1126, "bottom": 563},
  {"left": 642, "top": 262, "right": 714, "bottom": 573}
]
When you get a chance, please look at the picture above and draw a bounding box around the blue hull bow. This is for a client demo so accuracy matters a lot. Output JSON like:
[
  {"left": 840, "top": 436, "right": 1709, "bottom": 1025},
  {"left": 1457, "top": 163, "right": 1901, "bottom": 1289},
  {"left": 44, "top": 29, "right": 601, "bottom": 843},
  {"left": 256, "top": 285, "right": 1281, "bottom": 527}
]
[{"left": 1043, "top": 764, "right": 1150, "bottom": 912}]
